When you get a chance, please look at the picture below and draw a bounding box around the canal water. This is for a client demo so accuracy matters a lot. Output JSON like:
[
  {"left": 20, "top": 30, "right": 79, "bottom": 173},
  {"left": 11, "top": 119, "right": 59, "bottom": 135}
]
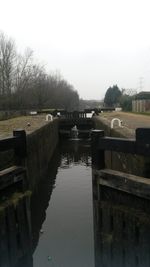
[{"left": 31, "top": 139, "right": 95, "bottom": 267}]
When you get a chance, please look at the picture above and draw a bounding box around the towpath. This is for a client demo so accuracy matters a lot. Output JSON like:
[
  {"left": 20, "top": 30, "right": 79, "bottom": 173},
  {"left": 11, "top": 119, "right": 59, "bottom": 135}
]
[
  {"left": 0, "top": 115, "right": 50, "bottom": 139},
  {"left": 97, "top": 112, "right": 150, "bottom": 138}
]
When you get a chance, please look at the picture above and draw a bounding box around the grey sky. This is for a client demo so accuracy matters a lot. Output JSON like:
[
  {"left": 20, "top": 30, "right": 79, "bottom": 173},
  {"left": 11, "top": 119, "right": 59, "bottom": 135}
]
[{"left": 0, "top": 0, "right": 150, "bottom": 99}]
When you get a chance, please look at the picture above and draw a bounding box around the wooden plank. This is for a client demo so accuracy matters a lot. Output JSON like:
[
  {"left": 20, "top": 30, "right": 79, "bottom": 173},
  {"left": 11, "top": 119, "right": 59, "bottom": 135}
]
[
  {"left": 13, "top": 130, "right": 27, "bottom": 158},
  {"left": 98, "top": 137, "right": 136, "bottom": 154},
  {"left": 78, "top": 130, "right": 91, "bottom": 133},
  {"left": 95, "top": 168, "right": 150, "bottom": 200},
  {"left": 97, "top": 129, "right": 150, "bottom": 157},
  {"left": 0, "top": 166, "right": 26, "bottom": 191},
  {"left": 0, "top": 166, "right": 25, "bottom": 177},
  {"left": 0, "top": 136, "right": 17, "bottom": 152},
  {"left": 0, "top": 209, "right": 9, "bottom": 267},
  {"left": 16, "top": 198, "right": 31, "bottom": 255},
  {"left": 24, "top": 195, "right": 32, "bottom": 239},
  {"left": 6, "top": 205, "right": 18, "bottom": 266}
]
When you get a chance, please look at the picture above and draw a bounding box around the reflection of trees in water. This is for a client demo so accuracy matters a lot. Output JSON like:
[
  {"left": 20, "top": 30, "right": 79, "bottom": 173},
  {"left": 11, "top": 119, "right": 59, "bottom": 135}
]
[
  {"left": 60, "top": 140, "right": 91, "bottom": 167},
  {"left": 93, "top": 185, "right": 150, "bottom": 267},
  {"left": 31, "top": 140, "right": 91, "bottom": 255},
  {"left": 31, "top": 148, "right": 61, "bottom": 253}
]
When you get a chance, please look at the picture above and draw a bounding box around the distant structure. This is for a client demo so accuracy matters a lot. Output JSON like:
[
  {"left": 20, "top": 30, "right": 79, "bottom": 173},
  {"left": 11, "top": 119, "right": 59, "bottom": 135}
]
[
  {"left": 132, "top": 91, "right": 150, "bottom": 112},
  {"left": 79, "top": 99, "right": 104, "bottom": 110}
]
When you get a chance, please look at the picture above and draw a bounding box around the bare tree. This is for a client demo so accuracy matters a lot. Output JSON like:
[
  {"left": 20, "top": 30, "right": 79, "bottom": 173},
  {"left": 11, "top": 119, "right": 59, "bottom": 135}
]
[
  {"left": 0, "top": 32, "right": 79, "bottom": 111},
  {"left": 14, "top": 48, "right": 33, "bottom": 93},
  {"left": 0, "top": 33, "right": 16, "bottom": 96}
]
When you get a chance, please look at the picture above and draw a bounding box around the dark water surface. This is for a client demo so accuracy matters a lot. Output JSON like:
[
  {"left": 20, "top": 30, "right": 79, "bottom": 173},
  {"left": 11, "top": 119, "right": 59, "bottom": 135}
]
[{"left": 32, "top": 139, "right": 95, "bottom": 267}]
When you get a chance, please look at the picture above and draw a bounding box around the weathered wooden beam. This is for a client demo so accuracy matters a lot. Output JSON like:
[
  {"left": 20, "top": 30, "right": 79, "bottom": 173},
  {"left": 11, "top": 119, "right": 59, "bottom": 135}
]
[
  {"left": 0, "top": 209, "right": 9, "bottom": 266},
  {"left": 13, "top": 130, "right": 26, "bottom": 158},
  {"left": 98, "top": 137, "right": 136, "bottom": 154},
  {"left": 59, "top": 129, "right": 70, "bottom": 134},
  {"left": 0, "top": 129, "right": 27, "bottom": 159},
  {"left": 78, "top": 129, "right": 91, "bottom": 133},
  {"left": 94, "top": 168, "right": 150, "bottom": 200},
  {"left": 98, "top": 136, "right": 150, "bottom": 156},
  {"left": 0, "top": 165, "right": 26, "bottom": 191},
  {"left": 0, "top": 136, "right": 18, "bottom": 152},
  {"left": 91, "top": 130, "right": 105, "bottom": 169},
  {"left": 6, "top": 205, "right": 18, "bottom": 265}
]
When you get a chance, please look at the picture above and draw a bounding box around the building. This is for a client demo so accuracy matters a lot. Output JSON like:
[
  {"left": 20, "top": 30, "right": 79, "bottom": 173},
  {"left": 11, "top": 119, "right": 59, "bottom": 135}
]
[{"left": 132, "top": 92, "right": 150, "bottom": 112}]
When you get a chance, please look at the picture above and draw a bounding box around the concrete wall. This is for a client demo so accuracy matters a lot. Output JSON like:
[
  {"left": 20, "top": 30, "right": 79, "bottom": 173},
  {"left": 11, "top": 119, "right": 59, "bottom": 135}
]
[
  {"left": 26, "top": 119, "right": 59, "bottom": 190},
  {"left": 92, "top": 117, "right": 150, "bottom": 177}
]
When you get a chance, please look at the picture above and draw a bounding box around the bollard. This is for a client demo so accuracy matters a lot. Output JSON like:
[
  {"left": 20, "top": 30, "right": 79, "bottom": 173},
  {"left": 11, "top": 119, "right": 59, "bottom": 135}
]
[{"left": 91, "top": 129, "right": 105, "bottom": 169}]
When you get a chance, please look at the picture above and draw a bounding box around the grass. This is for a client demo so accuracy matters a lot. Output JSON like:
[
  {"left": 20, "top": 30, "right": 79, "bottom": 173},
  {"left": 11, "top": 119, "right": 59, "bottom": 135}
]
[
  {"left": 0, "top": 115, "right": 48, "bottom": 138},
  {"left": 131, "top": 111, "right": 150, "bottom": 116}
]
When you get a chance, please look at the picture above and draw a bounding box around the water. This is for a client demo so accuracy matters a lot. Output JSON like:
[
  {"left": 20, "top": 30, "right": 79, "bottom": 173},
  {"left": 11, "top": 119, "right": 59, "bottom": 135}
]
[
  {"left": 71, "top": 125, "right": 79, "bottom": 139},
  {"left": 32, "top": 139, "right": 94, "bottom": 267}
]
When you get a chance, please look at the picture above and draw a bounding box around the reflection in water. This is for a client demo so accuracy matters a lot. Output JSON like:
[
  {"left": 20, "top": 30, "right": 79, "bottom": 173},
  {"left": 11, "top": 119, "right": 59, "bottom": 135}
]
[
  {"left": 60, "top": 139, "right": 91, "bottom": 167},
  {"left": 93, "top": 180, "right": 150, "bottom": 267},
  {"left": 32, "top": 139, "right": 94, "bottom": 267},
  {"left": 31, "top": 148, "right": 61, "bottom": 253},
  {"left": 70, "top": 125, "right": 79, "bottom": 139}
]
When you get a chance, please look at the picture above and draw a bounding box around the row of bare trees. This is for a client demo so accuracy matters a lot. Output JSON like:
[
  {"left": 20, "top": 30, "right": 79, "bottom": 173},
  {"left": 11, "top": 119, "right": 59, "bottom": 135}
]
[{"left": 0, "top": 33, "right": 79, "bottom": 111}]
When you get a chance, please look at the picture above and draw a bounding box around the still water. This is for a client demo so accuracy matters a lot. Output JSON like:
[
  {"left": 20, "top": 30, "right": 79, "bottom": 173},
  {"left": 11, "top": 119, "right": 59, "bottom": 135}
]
[{"left": 32, "top": 139, "right": 95, "bottom": 267}]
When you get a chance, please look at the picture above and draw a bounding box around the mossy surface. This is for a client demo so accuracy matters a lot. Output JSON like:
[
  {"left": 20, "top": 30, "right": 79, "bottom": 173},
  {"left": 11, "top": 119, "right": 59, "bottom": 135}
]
[{"left": 0, "top": 190, "right": 32, "bottom": 214}]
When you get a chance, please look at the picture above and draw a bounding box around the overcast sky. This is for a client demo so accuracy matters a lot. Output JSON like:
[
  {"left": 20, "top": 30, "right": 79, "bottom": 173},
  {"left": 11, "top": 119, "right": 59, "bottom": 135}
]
[{"left": 0, "top": 0, "right": 150, "bottom": 99}]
